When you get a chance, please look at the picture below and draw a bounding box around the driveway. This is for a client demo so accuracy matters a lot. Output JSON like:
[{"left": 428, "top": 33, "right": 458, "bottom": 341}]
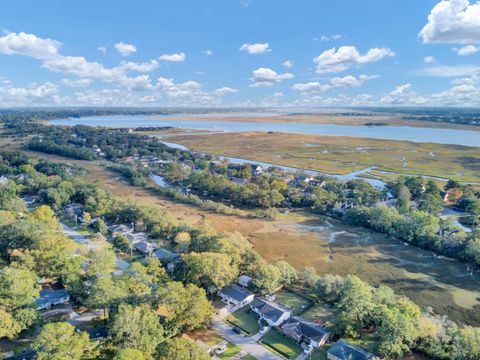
[{"left": 212, "top": 318, "right": 281, "bottom": 360}]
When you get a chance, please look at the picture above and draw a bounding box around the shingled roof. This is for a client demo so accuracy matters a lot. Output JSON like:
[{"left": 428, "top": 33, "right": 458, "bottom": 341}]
[
  {"left": 281, "top": 317, "right": 330, "bottom": 342},
  {"left": 327, "top": 340, "right": 375, "bottom": 360}
]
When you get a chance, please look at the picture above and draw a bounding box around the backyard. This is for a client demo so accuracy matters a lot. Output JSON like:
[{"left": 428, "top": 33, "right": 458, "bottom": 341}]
[{"left": 275, "top": 289, "right": 313, "bottom": 316}]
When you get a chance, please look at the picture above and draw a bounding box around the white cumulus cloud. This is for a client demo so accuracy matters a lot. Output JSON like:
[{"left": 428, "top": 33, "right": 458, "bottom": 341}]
[
  {"left": 213, "top": 87, "right": 238, "bottom": 96},
  {"left": 239, "top": 43, "right": 271, "bottom": 54},
  {"left": 313, "top": 46, "right": 394, "bottom": 73},
  {"left": 159, "top": 53, "right": 186, "bottom": 62},
  {"left": 250, "top": 67, "right": 293, "bottom": 87},
  {"left": 419, "top": 0, "right": 480, "bottom": 44},
  {"left": 454, "top": 44, "right": 479, "bottom": 55},
  {"left": 283, "top": 60, "right": 294, "bottom": 68},
  {"left": 417, "top": 64, "right": 480, "bottom": 77},
  {"left": 61, "top": 78, "right": 92, "bottom": 88},
  {"left": 114, "top": 42, "right": 137, "bottom": 56},
  {"left": 424, "top": 56, "right": 436, "bottom": 63},
  {"left": 292, "top": 82, "right": 331, "bottom": 92}
]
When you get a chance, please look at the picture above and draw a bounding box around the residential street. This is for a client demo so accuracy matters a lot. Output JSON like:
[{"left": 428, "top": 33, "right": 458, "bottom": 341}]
[
  {"left": 211, "top": 318, "right": 281, "bottom": 360},
  {"left": 61, "top": 223, "right": 129, "bottom": 272}
]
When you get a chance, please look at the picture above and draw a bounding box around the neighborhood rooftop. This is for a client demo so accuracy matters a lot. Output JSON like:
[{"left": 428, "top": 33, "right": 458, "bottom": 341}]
[
  {"left": 281, "top": 316, "right": 330, "bottom": 343},
  {"left": 251, "top": 297, "right": 290, "bottom": 323},
  {"left": 220, "top": 284, "right": 253, "bottom": 303},
  {"left": 327, "top": 339, "right": 375, "bottom": 360}
]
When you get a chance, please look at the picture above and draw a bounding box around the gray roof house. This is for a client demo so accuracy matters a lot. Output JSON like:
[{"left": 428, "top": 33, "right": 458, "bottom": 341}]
[
  {"left": 219, "top": 284, "right": 254, "bottom": 307},
  {"left": 36, "top": 289, "right": 70, "bottom": 310},
  {"left": 125, "top": 232, "right": 148, "bottom": 244},
  {"left": 134, "top": 241, "right": 157, "bottom": 254},
  {"left": 280, "top": 317, "right": 330, "bottom": 348},
  {"left": 327, "top": 340, "right": 375, "bottom": 360},
  {"left": 152, "top": 248, "right": 178, "bottom": 262},
  {"left": 250, "top": 297, "right": 291, "bottom": 327}
]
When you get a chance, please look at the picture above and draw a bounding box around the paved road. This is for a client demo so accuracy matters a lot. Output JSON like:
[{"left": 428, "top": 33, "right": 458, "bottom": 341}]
[
  {"left": 61, "top": 223, "right": 129, "bottom": 272},
  {"left": 212, "top": 319, "right": 281, "bottom": 360}
]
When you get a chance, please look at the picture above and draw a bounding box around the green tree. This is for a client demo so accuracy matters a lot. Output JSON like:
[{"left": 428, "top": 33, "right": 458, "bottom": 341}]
[
  {"left": 335, "top": 275, "right": 374, "bottom": 337},
  {"left": 274, "top": 260, "right": 298, "bottom": 286},
  {"left": 252, "top": 263, "right": 282, "bottom": 294},
  {"left": 174, "top": 231, "right": 191, "bottom": 253},
  {"left": 0, "top": 266, "right": 39, "bottom": 308},
  {"left": 155, "top": 281, "right": 213, "bottom": 336},
  {"left": 33, "top": 322, "right": 91, "bottom": 360},
  {"left": 92, "top": 218, "right": 108, "bottom": 235},
  {"left": 112, "top": 234, "right": 132, "bottom": 255},
  {"left": 109, "top": 304, "right": 164, "bottom": 355},
  {"left": 114, "top": 348, "right": 147, "bottom": 360},
  {"left": 299, "top": 266, "right": 319, "bottom": 288},
  {"left": 183, "top": 252, "right": 237, "bottom": 293},
  {"left": 156, "top": 337, "right": 209, "bottom": 360},
  {"left": 86, "top": 277, "right": 128, "bottom": 319}
]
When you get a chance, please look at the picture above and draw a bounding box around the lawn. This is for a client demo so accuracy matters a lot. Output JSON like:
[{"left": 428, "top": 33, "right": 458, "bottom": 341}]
[
  {"left": 241, "top": 355, "right": 257, "bottom": 360},
  {"left": 301, "top": 301, "right": 337, "bottom": 328},
  {"left": 226, "top": 306, "right": 260, "bottom": 335},
  {"left": 260, "top": 329, "right": 303, "bottom": 359},
  {"left": 187, "top": 328, "right": 223, "bottom": 348},
  {"left": 218, "top": 342, "right": 242, "bottom": 359},
  {"left": 275, "top": 289, "right": 313, "bottom": 316}
]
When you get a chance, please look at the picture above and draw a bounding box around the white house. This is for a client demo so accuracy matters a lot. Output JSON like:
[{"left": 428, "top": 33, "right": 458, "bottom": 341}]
[
  {"left": 250, "top": 297, "right": 291, "bottom": 327},
  {"left": 219, "top": 284, "right": 254, "bottom": 307}
]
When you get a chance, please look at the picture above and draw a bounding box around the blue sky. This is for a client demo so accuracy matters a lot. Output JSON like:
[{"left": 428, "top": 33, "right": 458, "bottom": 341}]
[{"left": 0, "top": 0, "right": 479, "bottom": 107}]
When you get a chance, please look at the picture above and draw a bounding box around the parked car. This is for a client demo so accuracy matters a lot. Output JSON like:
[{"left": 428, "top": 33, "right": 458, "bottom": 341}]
[
  {"left": 232, "top": 327, "right": 242, "bottom": 334},
  {"left": 304, "top": 345, "right": 314, "bottom": 355},
  {"left": 260, "top": 326, "right": 269, "bottom": 334},
  {"left": 215, "top": 345, "right": 228, "bottom": 354}
]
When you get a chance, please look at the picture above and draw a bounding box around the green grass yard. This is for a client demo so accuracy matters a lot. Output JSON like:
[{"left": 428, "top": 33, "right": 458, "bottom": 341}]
[
  {"left": 260, "top": 329, "right": 303, "bottom": 359},
  {"left": 218, "top": 342, "right": 242, "bottom": 359},
  {"left": 300, "top": 301, "right": 337, "bottom": 328},
  {"left": 226, "top": 306, "right": 260, "bottom": 335},
  {"left": 275, "top": 289, "right": 313, "bottom": 316}
]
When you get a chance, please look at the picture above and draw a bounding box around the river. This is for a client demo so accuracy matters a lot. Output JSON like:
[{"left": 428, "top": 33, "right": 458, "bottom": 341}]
[{"left": 50, "top": 115, "right": 480, "bottom": 147}]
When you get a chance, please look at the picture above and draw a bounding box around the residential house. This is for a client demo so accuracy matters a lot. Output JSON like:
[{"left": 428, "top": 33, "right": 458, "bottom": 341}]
[
  {"left": 109, "top": 224, "right": 134, "bottom": 238},
  {"left": 292, "top": 176, "right": 314, "bottom": 186},
  {"left": 250, "top": 297, "right": 291, "bottom": 327},
  {"left": 237, "top": 274, "right": 253, "bottom": 287},
  {"left": 36, "top": 289, "right": 70, "bottom": 310},
  {"left": 219, "top": 284, "right": 254, "bottom": 307},
  {"left": 327, "top": 340, "right": 375, "bottom": 360},
  {"left": 134, "top": 241, "right": 157, "bottom": 254},
  {"left": 252, "top": 165, "right": 264, "bottom": 176},
  {"left": 125, "top": 232, "right": 148, "bottom": 244},
  {"left": 280, "top": 317, "right": 330, "bottom": 348},
  {"left": 152, "top": 248, "right": 178, "bottom": 262}
]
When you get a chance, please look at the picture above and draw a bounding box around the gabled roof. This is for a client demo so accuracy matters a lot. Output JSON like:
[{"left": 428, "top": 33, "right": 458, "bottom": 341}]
[
  {"left": 327, "top": 340, "right": 375, "bottom": 360},
  {"left": 35, "top": 289, "right": 69, "bottom": 307},
  {"left": 220, "top": 284, "right": 253, "bottom": 303},
  {"left": 134, "top": 241, "right": 156, "bottom": 253},
  {"left": 251, "top": 297, "right": 290, "bottom": 322},
  {"left": 152, "top": 248, "right": 178, "bottom": 261},
  {"left": 281, "top": 317, "right": 330, "bottom": 342}
]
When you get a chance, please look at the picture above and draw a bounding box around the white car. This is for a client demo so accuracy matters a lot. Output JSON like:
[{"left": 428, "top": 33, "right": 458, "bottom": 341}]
[
  {"left": 259, "top": 326, "right": 269, "bottom": 334},
  {"left": 304, "top": 345, "right": 314, "bottom": 355},
  {"left": 215, "top": 345, "right": 228, "bottom": 354}
]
